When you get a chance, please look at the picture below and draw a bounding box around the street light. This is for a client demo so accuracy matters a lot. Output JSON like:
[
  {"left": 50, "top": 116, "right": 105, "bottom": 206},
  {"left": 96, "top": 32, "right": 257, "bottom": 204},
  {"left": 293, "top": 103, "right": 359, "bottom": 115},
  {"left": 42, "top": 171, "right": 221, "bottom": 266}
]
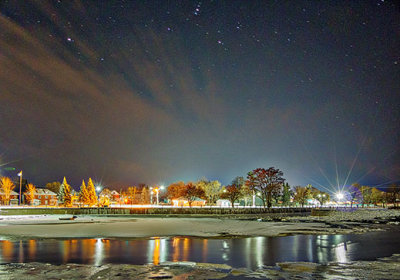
[
  {"left": 155, "top": 188, "right": 159, "bottom": 205},
  {"left": 17, "top": 171, "right": 22, "bottom": 205},
  {"left": 336, "top": 192, "right": 344, "bottom": 207},
  {"left": 149, "top": 187, "right": 153, "bottom": 204},
  {"left": 95, "top": 186, "right": 102, "bottom": 207}
]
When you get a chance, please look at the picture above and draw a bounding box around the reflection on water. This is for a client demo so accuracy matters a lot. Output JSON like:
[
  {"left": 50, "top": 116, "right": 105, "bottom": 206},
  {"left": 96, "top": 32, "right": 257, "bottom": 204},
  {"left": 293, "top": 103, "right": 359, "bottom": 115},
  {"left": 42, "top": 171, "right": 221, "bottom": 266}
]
[{"left": 0, "top": 231, "right": 399, "bottom": 269}]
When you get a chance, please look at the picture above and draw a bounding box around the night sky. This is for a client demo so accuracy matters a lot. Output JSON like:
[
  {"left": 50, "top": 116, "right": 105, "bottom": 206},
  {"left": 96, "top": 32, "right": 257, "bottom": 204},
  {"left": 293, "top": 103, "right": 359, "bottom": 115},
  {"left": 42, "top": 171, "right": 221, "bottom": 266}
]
[{"left": 0, "top": 1, "right": 399, "bottom": 192}]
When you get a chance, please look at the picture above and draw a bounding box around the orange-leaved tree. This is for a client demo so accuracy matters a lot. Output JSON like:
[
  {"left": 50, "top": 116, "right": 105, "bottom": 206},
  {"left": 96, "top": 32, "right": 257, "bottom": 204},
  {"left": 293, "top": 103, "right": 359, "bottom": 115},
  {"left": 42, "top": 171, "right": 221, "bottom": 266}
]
[
  {"left": 24, "top": 183, "right": 36, "bottom": 205},
  {"left": 0, "top": 176, "right": 15, "bottom": 205}
]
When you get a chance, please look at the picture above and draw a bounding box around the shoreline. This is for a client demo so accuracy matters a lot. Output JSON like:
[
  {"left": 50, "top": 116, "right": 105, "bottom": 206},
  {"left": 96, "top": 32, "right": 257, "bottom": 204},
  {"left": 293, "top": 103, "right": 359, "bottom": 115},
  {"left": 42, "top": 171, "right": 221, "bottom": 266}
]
[{"left": 1, "top": 254, "right": 400, "bottom": 279}]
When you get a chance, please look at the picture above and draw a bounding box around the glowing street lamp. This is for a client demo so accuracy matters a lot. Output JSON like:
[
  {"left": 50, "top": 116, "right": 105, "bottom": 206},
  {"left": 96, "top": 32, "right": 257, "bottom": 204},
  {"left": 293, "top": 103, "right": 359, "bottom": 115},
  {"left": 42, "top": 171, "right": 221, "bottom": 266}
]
[
  {"left": 336, "top": 192, "right": 344, "bottom": 206},
  {"left": 95, "top": 186, "right": 102, "bottom": 207},
  {"left": 155, "top": 185, "right": 164, "bottom": 205},
  {"left": 17, "top": 171, "right": 22, "bottom": 205}
]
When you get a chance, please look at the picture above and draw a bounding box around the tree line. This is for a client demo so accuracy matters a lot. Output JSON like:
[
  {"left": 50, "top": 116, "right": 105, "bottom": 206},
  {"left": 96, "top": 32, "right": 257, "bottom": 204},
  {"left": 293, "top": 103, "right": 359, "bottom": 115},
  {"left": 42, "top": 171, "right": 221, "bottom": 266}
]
[{"left": 0, "top": 167, "right": 399, "bottom": 208}]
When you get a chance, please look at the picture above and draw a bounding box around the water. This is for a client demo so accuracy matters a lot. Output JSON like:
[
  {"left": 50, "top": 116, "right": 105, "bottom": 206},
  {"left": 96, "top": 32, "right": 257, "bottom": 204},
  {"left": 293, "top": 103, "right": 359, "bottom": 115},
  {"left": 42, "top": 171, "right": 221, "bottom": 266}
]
[{"left": 0, "top": 231, "right": 399, "bottom": 270}]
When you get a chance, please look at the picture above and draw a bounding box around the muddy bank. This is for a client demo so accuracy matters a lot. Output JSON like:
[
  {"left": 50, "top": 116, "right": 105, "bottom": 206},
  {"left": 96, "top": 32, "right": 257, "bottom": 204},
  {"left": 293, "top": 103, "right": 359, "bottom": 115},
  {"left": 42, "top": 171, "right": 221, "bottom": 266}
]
[{"left": 1, "top": 254, "right": 400, "bottom": 279}]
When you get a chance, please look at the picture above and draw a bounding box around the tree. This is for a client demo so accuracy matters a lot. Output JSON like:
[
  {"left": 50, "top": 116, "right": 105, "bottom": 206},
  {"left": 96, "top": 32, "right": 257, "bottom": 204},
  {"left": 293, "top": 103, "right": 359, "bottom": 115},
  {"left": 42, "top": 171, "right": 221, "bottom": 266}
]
[
  {"left": 370, "top": 187, "right": 384, "bottom": 207},
  {"left": 99, "top": 196, "right": 110, "bottom": 207},
  {"left": 141, "top": 187, "right": 150, "bottom": 204},
  {"left": 127, "top": 186, "right": 137, "bottom": 205},
  {"left": 240, "top": 183, "right": 253, "bottom": 206},
  {"left": 98, "top": 188, "right": 112, "bottom": 207},
  {"left": 58, "top": 177, "right": 68, "bottom": 203},
  {"left": 86, "top": 178, "right": 98, "bottom": 206},
  {"left": 45, "top": 181, "right": 61, "bottom": 194},
  {"left": 167, "top": 181, "right": 186, "bottom": 200},
  {"left": 0, "top": 177, "right": 15, "bottom": 205},
  {"left": 387, "top": 184, "right": 400, "bottom": 207},
  {"left": 221, "top": 184, "right": 242, "bottom": 208},
  {"left": 349, "top": 183, "right": 363, "bottom": 207},
  {"left": 78, "top": 180, "right": 89, "bottom": 206},
  {"left": 246, "top": 167, "right": 285, "bottom": 208},
  {"left": 100, "top": 188, "right": 112, "bottom": 199},
  {"left": 360, "top": 185, "right": 372, "bottom": 207},
  {"left": 24, "top": 183, "right": 36, "bottom": 205},
  {"left": 293, "top": 186, "right": 310, "bottom": 207},
  {"left": 197, "top": 179, "right": 221, "bottom": 205},
  {"left": 183, "top": 183, "right": 205, "bottom": 207},
  {"left": 281, "top": 183, "right": 292, "bottom": 206},
  {"left": 313, "top": 191, "right": 330, "bottom": 206},
  {"left": 60, "top": 177, "right": 72, "bottom": 207}
]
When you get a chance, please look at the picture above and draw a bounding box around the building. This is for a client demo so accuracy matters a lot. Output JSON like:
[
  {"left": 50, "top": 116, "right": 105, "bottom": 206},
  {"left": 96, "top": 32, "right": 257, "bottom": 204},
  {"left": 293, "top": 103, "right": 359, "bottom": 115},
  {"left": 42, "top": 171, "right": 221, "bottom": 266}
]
[
  {"left": 0, "top": 190, "right": 19, "bottom": 205},
  {"left": 216, "top": 199, "right": 232, "bottom": 207},
  {"left": 31, "top": 188, "right": 58, "bottom": 206},
  {"left": 172, "top": 197, "right": 206, "bottom": 207},
  {"left": 111, "top": 190, "right": 120, "bottom": 202}
]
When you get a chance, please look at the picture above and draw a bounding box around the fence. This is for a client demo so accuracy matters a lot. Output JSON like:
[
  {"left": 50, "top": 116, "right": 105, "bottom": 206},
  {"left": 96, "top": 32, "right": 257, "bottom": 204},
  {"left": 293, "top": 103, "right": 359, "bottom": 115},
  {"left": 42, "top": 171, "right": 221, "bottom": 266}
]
[{"left": 0, "top": 206, "right": 315, "bottom": 216}]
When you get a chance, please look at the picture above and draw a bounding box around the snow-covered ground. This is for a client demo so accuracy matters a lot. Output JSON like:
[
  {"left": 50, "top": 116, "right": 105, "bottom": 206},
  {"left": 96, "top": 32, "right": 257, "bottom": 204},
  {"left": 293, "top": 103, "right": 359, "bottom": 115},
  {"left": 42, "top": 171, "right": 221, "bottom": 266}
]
[{"left": 0, "top": 209, "right": 398, "bottom": 239}]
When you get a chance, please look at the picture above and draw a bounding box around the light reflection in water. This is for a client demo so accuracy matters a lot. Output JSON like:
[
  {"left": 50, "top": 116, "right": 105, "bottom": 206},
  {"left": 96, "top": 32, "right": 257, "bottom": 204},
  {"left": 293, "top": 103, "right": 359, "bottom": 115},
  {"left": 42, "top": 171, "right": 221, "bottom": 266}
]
[
  {"left": 316, "top": 235, "right": 329, "bottom": 263},
  {"left": 94, "top": 239, "right": 104, "bottom": 266},
  {"left": 28, "top": 240, "right": 36, "bottom": 259},
  {"left": 1, "top": 240, "right": 14, "bottom": 262},
  {"left": 255, "top": 237, "right": 263, "bottom": 268},
  {"left": 153, "top": 238, "right": 160, "bottom": 265},
  {"left": 334, "top": 242, "right": 348, "bottom": 263},
  {"left": 183, "top": 238, "right": 189, "bottom": 261},
  {"left": 172, "top": 237, "right": 180, "bottom": 262},
  {"left": 202, "top": 239, "right": 208, "bottom": 262},
  {"left": 292, "top": 235, "right": 299, "bottom": 260},
  {"left": 18, "top": 241, "right": 23, "bottom": 263},
  {"left": 0, "top": 232, "right": 397, "bottom": 269}
]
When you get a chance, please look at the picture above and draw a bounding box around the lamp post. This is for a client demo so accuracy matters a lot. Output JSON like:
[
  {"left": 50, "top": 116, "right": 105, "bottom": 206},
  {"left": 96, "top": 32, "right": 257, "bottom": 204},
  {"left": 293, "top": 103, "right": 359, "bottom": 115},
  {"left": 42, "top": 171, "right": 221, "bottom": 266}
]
[
  {"left": 157, "top": 185, "right": 165, "bottom": 205},
  {"left": 96, "top": 186, "right": 102, "bottom": 207},
  {"left": 155, "top": 188, "right": 159, "bottom": 205},
  {"left": 17, "top": 171, "right": 22, "bottom": 205},
  {"left": 336, "top": 192, "right": 345, "bottom": 219},
  {"left": 150, "top": 187, "right": 153, "bottom": 204}
]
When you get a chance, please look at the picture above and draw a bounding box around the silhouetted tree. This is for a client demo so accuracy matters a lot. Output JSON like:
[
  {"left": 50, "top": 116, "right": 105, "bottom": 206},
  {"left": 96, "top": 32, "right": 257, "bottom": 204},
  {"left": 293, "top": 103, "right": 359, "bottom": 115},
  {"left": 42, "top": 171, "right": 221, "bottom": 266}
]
[
  {"left": 45, "top": 181, "right": 61, "bottom": 194},
  {"left": 281, "top": 183, "right": 292, "bottom": 206}
]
